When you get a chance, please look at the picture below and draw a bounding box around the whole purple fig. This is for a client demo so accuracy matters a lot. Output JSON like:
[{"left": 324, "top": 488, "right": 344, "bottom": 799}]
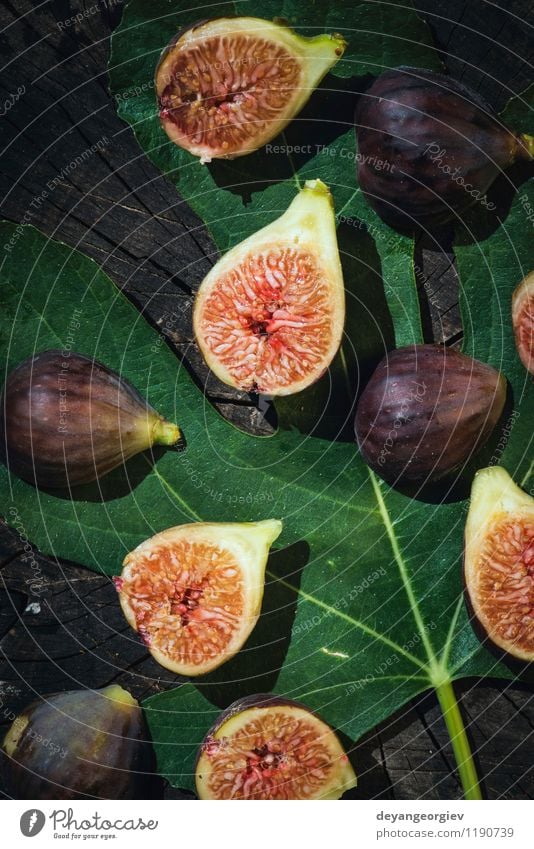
[
  {"left": 1, "top": 350, "right": 181, "bottom": 488},
  {"left": 2, "top": 685, "right": 157, "bottom": 799},
  {"left": 355, "top": 345, "right": 506, "bottom": 484},
  {"left": 355, "top": 67, "right": 533, "bottom": 231}
]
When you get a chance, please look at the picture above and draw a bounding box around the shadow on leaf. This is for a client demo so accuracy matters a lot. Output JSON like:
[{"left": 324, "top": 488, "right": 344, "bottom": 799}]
[
  {"left": 35, "top": 444, "right": 184, "bottom": 503},
  {"left": 193, "top": 539, "right": 309, "bottom": 708},
  {"left": 276, "top": 218, "right": 395, "bottom": 441},
  {"left": 454, "top": 160, "right": 534, "bottom": 245},
  {"left": 208, "top": 74, "right": 370, "bottom": 204}
]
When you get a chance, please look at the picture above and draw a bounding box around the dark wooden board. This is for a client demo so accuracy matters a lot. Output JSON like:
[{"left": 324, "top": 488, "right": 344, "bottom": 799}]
[{"left": 0, "top": 0, "right": 533, "bottom": 799}]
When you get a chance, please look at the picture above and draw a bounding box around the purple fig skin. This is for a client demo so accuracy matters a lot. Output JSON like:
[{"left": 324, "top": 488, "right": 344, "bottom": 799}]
[
  {"left": 1, "top": 685, "right": 158, "bottom": 800},
  {"left": 355, "top": 67, "right": 533, "bottom": 231},
  {"left": 0, "top": 350, "right": 181, "bottom": 488},
  {"left": 355, "top": 344, "right": 507, "bottom": 485}
]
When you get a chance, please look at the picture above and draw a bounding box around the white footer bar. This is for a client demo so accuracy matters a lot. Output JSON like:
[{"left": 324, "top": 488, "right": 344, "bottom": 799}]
[{"left": 3, "top": 799, "right": 532, "bottom": 848}]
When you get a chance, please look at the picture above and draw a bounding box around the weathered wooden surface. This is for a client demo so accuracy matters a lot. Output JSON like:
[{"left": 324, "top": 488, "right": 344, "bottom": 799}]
[{"left": 0, "top": 0, "right": 533, "bottom": 799}]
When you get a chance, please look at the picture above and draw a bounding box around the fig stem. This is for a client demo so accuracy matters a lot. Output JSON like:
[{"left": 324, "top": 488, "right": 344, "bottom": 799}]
[
  {"left": 152, "top": 418, "right": 182, "bottom": 446},
  {"left": 102, "top": 684, "right": 138, "bottom": 707},
  {"left": 518, "top": 133, "right": 534, "bottom": 160},
  {"left": 520, "top": 459, "right": 534, "bottom": 489},
  {"left": 281, "top": 130, "right": 302, "bottom": 192},
  {"left": 435, "top": 678, "right": 482, "bottom": 800}
]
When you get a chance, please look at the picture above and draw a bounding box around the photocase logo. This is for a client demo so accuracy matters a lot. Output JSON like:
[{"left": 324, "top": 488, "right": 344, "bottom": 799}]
[{"left": 20, "top": 810, "right": 46, "bottom": 837}]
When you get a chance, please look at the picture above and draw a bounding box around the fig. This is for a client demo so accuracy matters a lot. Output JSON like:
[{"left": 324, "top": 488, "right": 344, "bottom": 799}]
[
  {"left": 193, "top": 179, "right": 345, "bottom": 395},
  {"left": 355, "top": 344, "right": 506, "bottom": 485},
  {"left": 354, "top": 67, "right": 534, "bottom": 231},
  {"left": 116, "top": 519, "right": 282, "bottom": 675},
  {"left": 2, "top": 685, "right": 156, "bottom": 799},
  {"left": 155, "top": 17, "right": 347, "bottom": 163},
  {"left": 195, "top": 694, "right": 357, "bottom": 799},
  {"left": 0, "top": 350, "right": 181, "bottom": 488},
  {"left": 464, "top": 466, "right": 534, "bottom": 661},
  {"left": 512, "top": 271, "right": 534, "bottom": 375}
]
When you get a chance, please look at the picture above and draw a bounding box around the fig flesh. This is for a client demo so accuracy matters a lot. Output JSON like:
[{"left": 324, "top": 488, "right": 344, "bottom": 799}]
[
  {"left": 193, "top": 179, "right": 345, "bottom": 395},
  {"left": 195, "top": 694, "right": 356, "bottom": 799},
  {"left": 464, "top": 466, "right": 534, "bottom": 661},
  {"left": 156, "top": 17, "right": 347, "bottom": 162},
  {"left": 512, "top": 271, "right": 534, "bottom": 375},
  {"left": 355, "top": 344, "right": 506, "bottom": 485},
  {"left": 117, "top": 520, "right": 282, "bottom": 675},
  {"left": 2, "top": 685, "right": 156, "bottom": 799},
  {"left": 355, "top": 67, "right": 534, "bottom": 231},
  {"left": 0, "top": 350, "right": 181, "bottom": 488}
]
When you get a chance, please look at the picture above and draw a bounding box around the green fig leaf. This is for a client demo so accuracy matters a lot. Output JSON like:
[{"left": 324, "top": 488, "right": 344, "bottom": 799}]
[
  {"left": 0, "top": 3, "right": 531, "bottom": 798},
  {"left": 1, "top": 194, "right": 532, "bottom": 792}
]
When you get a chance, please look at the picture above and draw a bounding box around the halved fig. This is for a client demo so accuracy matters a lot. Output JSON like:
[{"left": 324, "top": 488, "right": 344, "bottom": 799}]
[
  {"left": 195, "top": 694, "right": 357, "bottom": 799},
  {"left": 193, "top": 179, "right": 345, "bottom": 395},
  {"left": 464, "top": 466, "right": 534, "bottom": 661},
  {"left": 512, "top": 271, "right": 534, "bottom": 375},
  {"left": 116, "top": 520, "right": 282, "bottom": 675},
  {"left": 155, "top": 17, "right": 347, "bottom": 162}
]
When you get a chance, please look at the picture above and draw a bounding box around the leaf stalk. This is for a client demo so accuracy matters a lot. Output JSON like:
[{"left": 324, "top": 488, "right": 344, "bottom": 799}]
[{"left": 435, "top": 677, "right": 482, "bottom": 800}]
